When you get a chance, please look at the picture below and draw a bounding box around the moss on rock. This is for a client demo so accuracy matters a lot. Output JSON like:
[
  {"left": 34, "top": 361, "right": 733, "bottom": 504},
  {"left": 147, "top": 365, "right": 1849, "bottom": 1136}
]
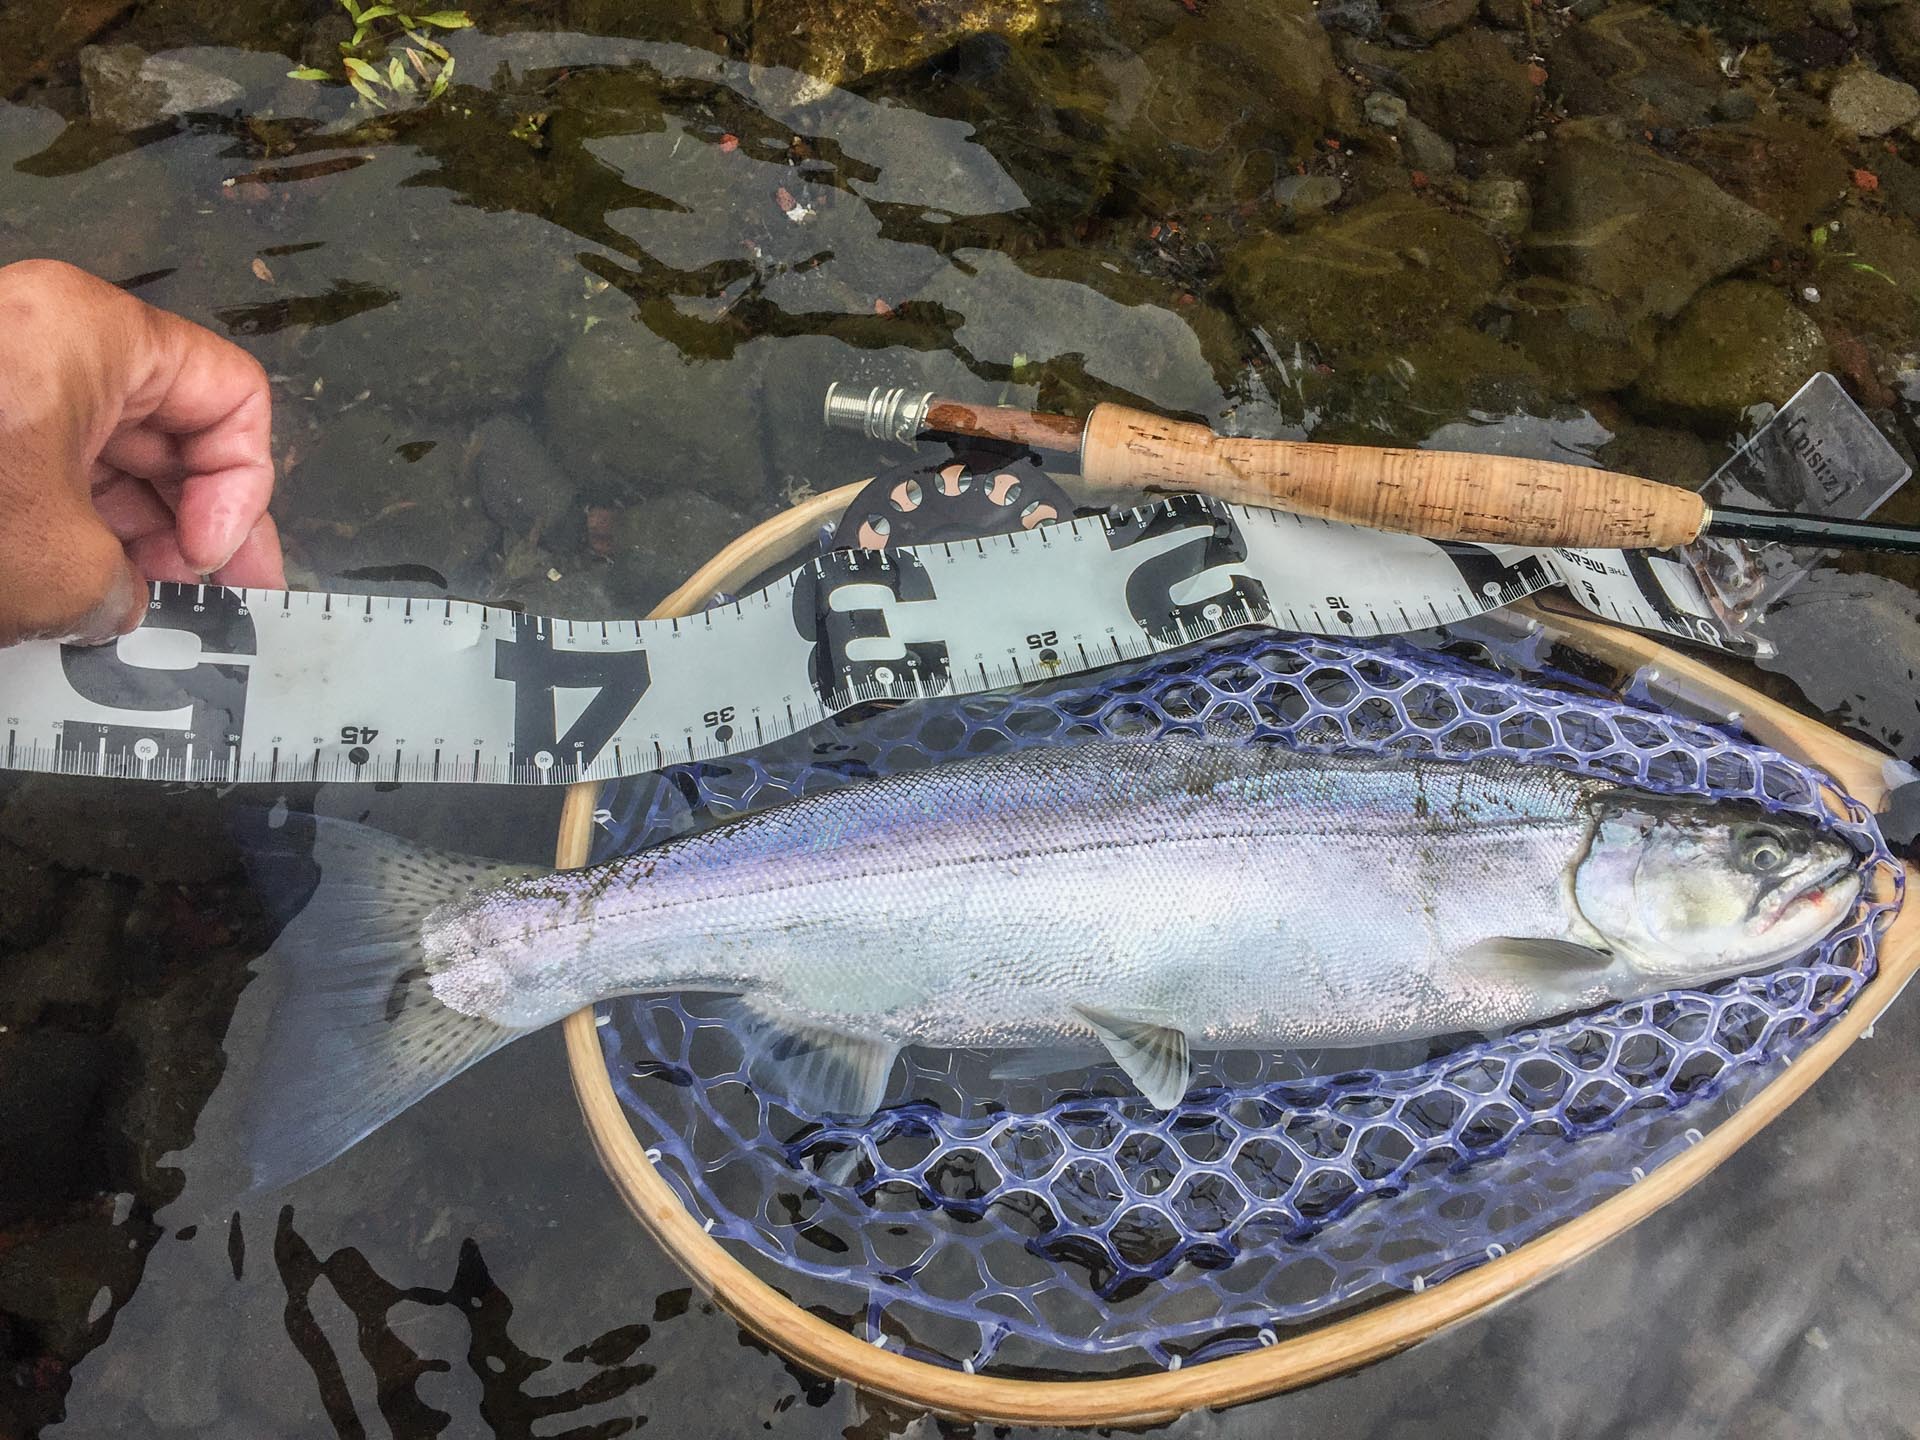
[
  {"left": 1223, "top": 194, "right": 1505, "bottom": 358},
  {"left": 1630, "top": 279, "right": 1830, "bottom": 424}
]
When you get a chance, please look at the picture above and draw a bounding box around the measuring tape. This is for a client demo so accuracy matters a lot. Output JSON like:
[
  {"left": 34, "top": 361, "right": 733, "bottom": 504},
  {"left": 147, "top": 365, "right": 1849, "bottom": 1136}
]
[{"left": 0, "top": 493, "right": 1751, "bottom": 787}]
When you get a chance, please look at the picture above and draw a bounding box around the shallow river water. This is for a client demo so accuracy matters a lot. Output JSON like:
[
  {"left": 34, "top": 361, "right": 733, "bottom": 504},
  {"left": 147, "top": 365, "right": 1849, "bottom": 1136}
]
[{"left": 2, "top": 1, "right": 1920, "bottom": 1435}]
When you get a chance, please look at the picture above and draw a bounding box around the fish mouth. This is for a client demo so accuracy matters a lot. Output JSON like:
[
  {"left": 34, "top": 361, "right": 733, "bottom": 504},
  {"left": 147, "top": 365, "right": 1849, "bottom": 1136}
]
[{"left": 1758, "top": 847, "right": 1861, "bottom": 936}]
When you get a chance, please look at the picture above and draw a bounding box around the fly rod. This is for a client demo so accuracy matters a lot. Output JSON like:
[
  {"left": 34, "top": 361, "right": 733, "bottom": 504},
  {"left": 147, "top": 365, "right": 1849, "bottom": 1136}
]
[{"left": 823, "top": 384, "right": 1920, "bottom": 556}]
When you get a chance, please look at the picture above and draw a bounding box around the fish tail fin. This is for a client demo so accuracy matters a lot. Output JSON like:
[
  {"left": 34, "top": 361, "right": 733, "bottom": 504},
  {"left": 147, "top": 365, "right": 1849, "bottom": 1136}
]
[{"left": 239, "top": 812, "right": 540, "bottom": 1190}]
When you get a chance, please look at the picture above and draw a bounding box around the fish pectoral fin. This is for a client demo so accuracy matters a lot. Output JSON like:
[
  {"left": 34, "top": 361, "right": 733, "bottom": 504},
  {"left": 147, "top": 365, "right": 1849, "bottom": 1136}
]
[
  {"left": 730, "top": 1000, "right": 900, "bottom": 1120},
  {"left": 1072, "top": 1005, "right": 1192, "bottom": 1111},
  {"left": 1460, "top": 937, "right": 1615, "bottom": 974}
]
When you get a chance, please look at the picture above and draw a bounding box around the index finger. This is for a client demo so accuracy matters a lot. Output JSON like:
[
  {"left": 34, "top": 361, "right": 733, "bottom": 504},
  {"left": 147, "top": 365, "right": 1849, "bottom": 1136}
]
[{"left": 125, "top": 303, "right": 277, "bottom": 574}]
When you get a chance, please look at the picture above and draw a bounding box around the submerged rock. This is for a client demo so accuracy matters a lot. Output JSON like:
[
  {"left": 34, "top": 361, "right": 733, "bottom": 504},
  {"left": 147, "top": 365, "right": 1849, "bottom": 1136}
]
[
  {"left": 1384, "top": 0, "right": 1478, "bottom": 44},
  {"left": 604, "top": 490, "right": 752, "bottom": 613},
  {"left": 1224, "top": 194, "right": 1504, "bottom": 358},
  {"left": 1631, "top": 280, "right": 1830, "bottom": 424},
  {"left": 749, "top": 0, "right": 1058, "bottom": 92},
  {"left": 1501, "top": 276, "right": 1656, "bottom": 396},
  {"left": 1117, "top": 0, "right": 1352, "bottom": 209},
  {"left": 1883, "top": 2, "right": 1920, "bottom": 88},
  {"left": 1676, "top": 118, "right": 1853, "bottom": 232},
  {"left": 474, "top": 416, "right": 577, "bottom": 543},
  {"left": 1524, "top": 133, "right": 1779, "bottom": 325},
  {"left": 1349, "top": 28, "right": 1536, "bottom": 145},
  {"left": 1548, "top": 4, "right": 1728, "bottom": 128},
  {"left": 541, "top": 319, "right": 770, "bottom": 512},
  {"left": 1273, "top": 173, "right": 1344, "bottom": 221},
  {"left": 1399, "top": 114, "right": 1457, "bottom": 175},
  {"left": 79, "top": 45, "right": 244, "bottom": 129},
  {"left": 1364, "top": 90, "right": 1409, "bottom": 129},
  {"left": 1468, "top": 177, "right": 1531, "bottom": 238},
  {"left": 1828, "top": 67, "right": 1920, "bottom": 135}
]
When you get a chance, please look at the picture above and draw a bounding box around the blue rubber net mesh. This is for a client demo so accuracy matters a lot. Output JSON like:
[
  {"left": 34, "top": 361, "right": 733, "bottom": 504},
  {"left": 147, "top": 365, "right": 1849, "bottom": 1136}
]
[{"left": 590, "top": 626, "right": 1901, "bottom": 1378}]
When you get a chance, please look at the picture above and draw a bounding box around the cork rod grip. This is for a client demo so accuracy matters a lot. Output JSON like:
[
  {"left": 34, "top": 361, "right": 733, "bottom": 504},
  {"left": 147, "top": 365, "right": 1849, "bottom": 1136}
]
[{"left": 1080, "top": 404, "right": 1709, "bottom": 550}]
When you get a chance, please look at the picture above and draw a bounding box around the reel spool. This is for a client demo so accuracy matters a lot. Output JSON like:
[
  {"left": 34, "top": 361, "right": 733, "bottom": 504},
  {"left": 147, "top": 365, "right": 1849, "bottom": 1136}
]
[{"left": 553, "top": 474, "right": 1918, "bottom": 1426}]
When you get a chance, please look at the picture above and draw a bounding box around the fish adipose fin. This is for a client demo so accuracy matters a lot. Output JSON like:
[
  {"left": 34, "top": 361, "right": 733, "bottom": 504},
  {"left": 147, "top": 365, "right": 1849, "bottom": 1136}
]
[
  {"left": 240, "top": 813, "right": 540, "bottom": 1190},
  {"left": 728, "top": 999, "right": 901, "bottom": 1119},
  {"left": 1073, "top": 1005, "right": 1192, "bottom": 1110}
]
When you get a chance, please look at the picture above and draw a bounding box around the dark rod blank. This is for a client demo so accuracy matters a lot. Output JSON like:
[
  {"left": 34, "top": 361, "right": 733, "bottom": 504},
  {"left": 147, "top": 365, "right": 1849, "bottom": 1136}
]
[{"left": 1705, "top": 505, "right": 1920, "bottom": 555}]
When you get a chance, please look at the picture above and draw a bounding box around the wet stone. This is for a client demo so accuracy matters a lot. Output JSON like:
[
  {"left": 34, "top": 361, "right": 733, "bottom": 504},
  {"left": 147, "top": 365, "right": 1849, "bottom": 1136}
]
[
  {"left": 0, "top": 1032, "right": 106, "bottom": 1210},
  {"left": 1631, "top": 280, "right": 1831, "bottom": 424},
  {"left": 1317, "top": 0, "right": 1385, "bottom": 35},
  {"left": 604, "top": 490, "right": 753, "bottom": 614},
  {"left": 1828, "top": 67, "right": 1920, "bottom": 134},
  {"left": 79, "top": 45, "right": 244, "bottom": 129},
  {"left": 1349, "top": 28, "right": 1536, "bottom": 145},
  {"left": 1118, "top": 0, "right": 1353, "bottom": 209},
  {"left": 1224, "top": 194, "right": 1504, "bottom": 359},
  {"left": 474, "top": 415, "right": 578, "bottom": 543},
  {"left": 1364, "top": 90, "right": 1409, "bottom": 129},
  {"left": 1399, "top": 114, "right": 1457, "bottom": 175},
  {"left": 1501, "top": 277, "right": 1656, "bottom": 394},
  {"left": 1883, "top": 2, "right": 1920, "bottom": 87},
  {"left": 1384, "top": 0, "right": 1479, "bottom": 44},
  {"left": 1273, "top": 174, "right": 1344, "bottom": 221},
  {"left": 748, "top": 0, "right": 1059, "bottom": 94},
  {"left": 1524, "top": 131, "right": 1780, "bottom": 325},
  {"left": 1549, "top": 5, "right": 1729, "bottom": 128},
  {"left": 541, "top": 320, "right": 770, "bottom": 512},
  {"left": 1468, "top": 177, "right": 1531, "bottom": 238}
]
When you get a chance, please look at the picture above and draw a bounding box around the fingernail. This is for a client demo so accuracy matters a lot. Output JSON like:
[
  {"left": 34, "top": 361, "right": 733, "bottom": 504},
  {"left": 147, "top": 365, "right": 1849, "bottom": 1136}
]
[
  {"left": 64, "top": 564, "right": 145, "bottom": 647},
  {"left": 203, "top": 506, "right": 247, "bottom": 574}
]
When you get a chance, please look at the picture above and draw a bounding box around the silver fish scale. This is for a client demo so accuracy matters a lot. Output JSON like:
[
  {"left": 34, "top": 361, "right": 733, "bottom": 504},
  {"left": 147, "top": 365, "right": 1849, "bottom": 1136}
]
[{"left": 440, "top": 741, "right": 1617, "bottom": 1047}]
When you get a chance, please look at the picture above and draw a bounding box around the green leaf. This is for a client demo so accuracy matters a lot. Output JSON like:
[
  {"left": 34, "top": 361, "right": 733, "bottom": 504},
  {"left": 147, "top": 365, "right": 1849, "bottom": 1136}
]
[
  {"left": 388, "top": 56, "right": 416, "bottom": 91},
  {"left": 350, "top": 24, "right": 371, "bottom": 47},
  {"left": 348, "top": 73, "right": 382, "bottom": 105},
  {"left": 1810, "top": 224, "right": 1829, "bottom": 253},
  {"left": 1850, "top": 261, "right": 1899, "bottom": 286},
  {"left": 287, "top": 66, "right": 334, "bottom": 81},
  {"left": 415, "top": 10, "right": 474, "bottom": 28},
  {"left": 341, "top": 0, "right": 363, "bottom": 19},
  {"left": 356, "top": 4, "right": 399, "bottom": 19},
  {"left": 405, "top": 30, "right": 451, "bottom": 59},
  {"left": 343, "top": 55, "right": 386, "bottom": 85}
]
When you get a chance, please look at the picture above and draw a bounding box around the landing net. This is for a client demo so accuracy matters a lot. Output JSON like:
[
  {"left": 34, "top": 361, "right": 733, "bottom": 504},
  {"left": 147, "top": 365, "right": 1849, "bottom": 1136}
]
[{"left": 591, "top": 626, "right": 1899, "bottom": 1376}]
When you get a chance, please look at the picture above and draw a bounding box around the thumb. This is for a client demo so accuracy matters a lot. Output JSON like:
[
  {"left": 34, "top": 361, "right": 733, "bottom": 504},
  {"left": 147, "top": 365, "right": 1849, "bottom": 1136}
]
[{"left": 0, "top": 499, "right": 147, "bottom": 647}]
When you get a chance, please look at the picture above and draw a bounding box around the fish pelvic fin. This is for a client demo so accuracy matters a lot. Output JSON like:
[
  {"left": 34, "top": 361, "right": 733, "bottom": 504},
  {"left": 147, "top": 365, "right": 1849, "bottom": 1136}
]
[
  {"left": 239, "top": 812, "right": 541, "bottom": 1190},
  {"left": 725, "top": 998, "right": 901, "bottom": 1119},
  {"left": 1073, "top": 1005, "right": 1192, "bottom": 1110}
]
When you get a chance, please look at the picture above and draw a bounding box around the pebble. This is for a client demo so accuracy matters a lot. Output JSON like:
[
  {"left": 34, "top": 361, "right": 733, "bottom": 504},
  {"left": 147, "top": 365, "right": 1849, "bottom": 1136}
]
[
  {"left": 1399, "top": 115, "right": 1458, "bottom": 176},
  {"left": 1364, "top": 91, "right": 1409, "bottom": 130},
  {"left": 1828, "top": 68, "right": 1920, "bottom": 137},
  {"left": 1273, "top": 174, "right": 1344, "bottom": 220},
  {"left": 1467, "top": 177, "right": 1531, "bottom": 238}
]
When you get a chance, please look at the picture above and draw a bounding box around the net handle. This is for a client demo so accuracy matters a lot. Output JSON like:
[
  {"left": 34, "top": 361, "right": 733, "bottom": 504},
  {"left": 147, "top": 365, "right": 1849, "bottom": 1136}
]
[{"left": 556, "top": 482, "right": 1917, "bottom": 1427}]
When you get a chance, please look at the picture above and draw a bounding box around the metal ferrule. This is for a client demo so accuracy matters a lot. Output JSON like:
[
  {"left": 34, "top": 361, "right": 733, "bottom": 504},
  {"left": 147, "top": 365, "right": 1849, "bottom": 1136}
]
[{"left": 823, "top": 382, "right": 934, "bottom": 446}]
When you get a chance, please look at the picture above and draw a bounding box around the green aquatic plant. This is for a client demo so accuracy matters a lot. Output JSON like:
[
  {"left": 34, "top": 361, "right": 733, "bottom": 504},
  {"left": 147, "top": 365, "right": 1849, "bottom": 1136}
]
[
  {"left": 1810, "top": 221, "right": 1899, "bottom": 288},
  {"left": 288, "top": 1, "right": 472, "bottom": 107}
]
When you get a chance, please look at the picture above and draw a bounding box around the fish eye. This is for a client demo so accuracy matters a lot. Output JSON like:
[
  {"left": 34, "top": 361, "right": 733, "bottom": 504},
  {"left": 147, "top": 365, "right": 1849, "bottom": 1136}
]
[{"left": 1735, "top": 827, "right": 1790, "bottom": 874}]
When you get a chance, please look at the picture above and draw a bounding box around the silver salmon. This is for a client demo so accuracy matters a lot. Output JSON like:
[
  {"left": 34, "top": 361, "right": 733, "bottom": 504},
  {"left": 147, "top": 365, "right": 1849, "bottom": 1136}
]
[{"left": 249, "top": 739, "right": 1860, "bottom": 1185}]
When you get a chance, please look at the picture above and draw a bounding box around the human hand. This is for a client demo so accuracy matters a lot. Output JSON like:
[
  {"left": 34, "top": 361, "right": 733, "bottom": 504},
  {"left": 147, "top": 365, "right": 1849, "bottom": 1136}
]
[{"left": 0, "top": 259, "right": 285, "bottom": 647}]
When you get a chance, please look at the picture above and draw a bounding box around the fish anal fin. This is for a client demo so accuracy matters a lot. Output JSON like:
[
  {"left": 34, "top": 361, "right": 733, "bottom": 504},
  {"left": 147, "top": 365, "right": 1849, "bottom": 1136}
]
[
  {"left": 1072, "top": 1005, "right": 1192, "bottom": 1111},
  {"left": 729, "top": 998, "right": 900, "bottom": 1120}
]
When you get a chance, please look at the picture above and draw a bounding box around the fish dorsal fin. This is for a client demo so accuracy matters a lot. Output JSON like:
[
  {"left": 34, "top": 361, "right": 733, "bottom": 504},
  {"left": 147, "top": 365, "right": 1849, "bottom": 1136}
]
[
  {"left": 1459, "top": 937, "right": 1615, "bottom": 974},
  {"left": 1073, "top": 1005, "right": 1192, "bottom": 1110},
  {"left": 729, "top": 999, "right": 900, "bottom": 1119}
]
